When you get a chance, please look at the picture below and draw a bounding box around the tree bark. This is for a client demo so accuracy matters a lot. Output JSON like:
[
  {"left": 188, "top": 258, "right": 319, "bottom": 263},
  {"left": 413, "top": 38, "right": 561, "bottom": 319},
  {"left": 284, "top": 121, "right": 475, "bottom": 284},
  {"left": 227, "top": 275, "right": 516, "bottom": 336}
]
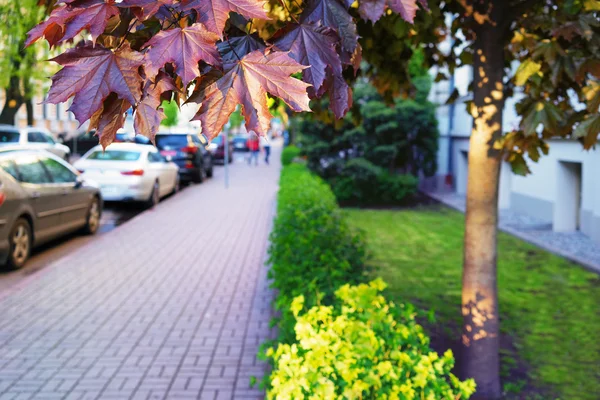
[
  {"left": 460, "top": 1, "right": 509, "bottom": 398},
  {"left": 0, "top": 75, "right": 24, "bottom": 126}
]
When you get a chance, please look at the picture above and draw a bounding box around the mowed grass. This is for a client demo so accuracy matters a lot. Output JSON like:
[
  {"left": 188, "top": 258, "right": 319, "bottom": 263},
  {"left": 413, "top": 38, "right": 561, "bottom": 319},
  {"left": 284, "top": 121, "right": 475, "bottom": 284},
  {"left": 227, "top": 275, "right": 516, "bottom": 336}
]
[{"left": 345, "top": 207, "right": 600, "bottom": 399}]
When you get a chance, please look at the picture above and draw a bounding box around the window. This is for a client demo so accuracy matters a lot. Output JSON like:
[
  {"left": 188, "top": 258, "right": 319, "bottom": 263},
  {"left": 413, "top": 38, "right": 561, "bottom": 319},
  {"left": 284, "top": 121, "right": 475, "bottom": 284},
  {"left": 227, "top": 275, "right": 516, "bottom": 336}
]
[
  {"left": 148, "top": 152, "right": 163, "bottom": 163},
  {"left": 27, "top": 131, "right": 47, "bottom": 143},
  {"left": 14, "top": 155, "right": 50, "bottom": 184},
  {"left": 155, "top": 134, "right": 188, "bottom": 149},
  {"left": 0, "top": 159, "right": 19, "bottom": 180},
  {"left": 87, "top": 150, "right": 141, "bottom": 161},
  {"left": 40, "top": 157, "right": 76, "bottom": 183},
  {"left": 43, "top": 133, "right": 56, "bottom": 144},
  {"left": 0, "top": 130, "right": 20, "bottom": 144}
]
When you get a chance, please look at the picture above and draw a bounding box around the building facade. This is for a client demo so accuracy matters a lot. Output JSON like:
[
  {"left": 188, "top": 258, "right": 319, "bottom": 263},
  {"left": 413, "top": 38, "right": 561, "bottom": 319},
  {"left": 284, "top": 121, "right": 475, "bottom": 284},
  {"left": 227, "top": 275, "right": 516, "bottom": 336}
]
[{"left": 430, "top": 65, "right": 600, "bottom": 243}]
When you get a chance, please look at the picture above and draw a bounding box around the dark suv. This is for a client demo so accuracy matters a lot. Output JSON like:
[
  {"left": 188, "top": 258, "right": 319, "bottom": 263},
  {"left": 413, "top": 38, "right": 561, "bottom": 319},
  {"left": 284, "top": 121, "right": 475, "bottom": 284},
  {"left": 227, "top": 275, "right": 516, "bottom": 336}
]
[{"left": 155, "top": 133, "right": 213, "bottom": 183}]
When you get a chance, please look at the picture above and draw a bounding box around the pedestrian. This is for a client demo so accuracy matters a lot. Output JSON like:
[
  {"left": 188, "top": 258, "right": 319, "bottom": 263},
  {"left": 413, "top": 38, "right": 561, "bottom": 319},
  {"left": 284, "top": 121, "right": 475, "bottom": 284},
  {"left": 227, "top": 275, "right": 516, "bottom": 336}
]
[
  {"left": 263, "top": 130, "right": 273, "bottom": 165},
  {"left": 247, "top": 134, "right": 260, "bottom": 166}
]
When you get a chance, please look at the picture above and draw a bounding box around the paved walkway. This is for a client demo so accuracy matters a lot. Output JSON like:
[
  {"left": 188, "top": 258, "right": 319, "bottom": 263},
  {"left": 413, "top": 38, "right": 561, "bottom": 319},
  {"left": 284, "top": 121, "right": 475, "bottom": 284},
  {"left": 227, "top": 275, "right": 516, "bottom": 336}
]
[
  {"left": 429, "top": 192, "right": 600, "bottom": 274},
  {"left": 0, "top": 147, "right": 281, "bottom": 399}
]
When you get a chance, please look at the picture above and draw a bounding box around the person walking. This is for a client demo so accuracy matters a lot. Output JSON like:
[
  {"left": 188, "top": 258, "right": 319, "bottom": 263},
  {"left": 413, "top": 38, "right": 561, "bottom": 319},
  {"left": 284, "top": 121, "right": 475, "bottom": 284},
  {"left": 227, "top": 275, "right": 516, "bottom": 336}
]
[
  {"left": 247, "top": 134, "right": 260, "bottom": 166},
  {"left": 263, "top": 130, "right": 273, "bottom": 165}
]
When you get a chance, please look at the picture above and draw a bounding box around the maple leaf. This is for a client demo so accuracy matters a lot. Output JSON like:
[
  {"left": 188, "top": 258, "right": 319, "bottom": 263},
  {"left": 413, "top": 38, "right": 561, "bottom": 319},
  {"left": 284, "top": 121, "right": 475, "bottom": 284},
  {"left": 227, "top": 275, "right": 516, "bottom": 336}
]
[
  {"left": 188, "top": 50, "right": 311, "bottom": 140},
  {"left": 275, "top": 24, "right": 341, "bottom": 95},
  {"left": 301, "top": 0, "right": 358, "bottom": 52},
  {"left": 118, "top": 0, "right": 175, "bottom": 20},
  {"left": 358, "top": 0, "right": 418, "bottom": 24},
  {"left": 324, "top": 69, "right": 352, "bottom": 118},
  {"left": 47, "top": 42, "right": 144, "bottom": 125},
  {"left": 26, "top": 0, "right": 120, "bottom": 47},
  {"left": 217, "top": 35, "right": 266, "bottom": 68},
  {"left": 143, "top": 23, "right": 221, "bottom": 85},
  {"left": 89, "top": 94, "right": 131, "bottom": 148},
  {"left": 181, "top": 0, "right": 268, "bottom": 37},
  {"left": 134, "top": 74, "right": 177, "bottom": 140}
]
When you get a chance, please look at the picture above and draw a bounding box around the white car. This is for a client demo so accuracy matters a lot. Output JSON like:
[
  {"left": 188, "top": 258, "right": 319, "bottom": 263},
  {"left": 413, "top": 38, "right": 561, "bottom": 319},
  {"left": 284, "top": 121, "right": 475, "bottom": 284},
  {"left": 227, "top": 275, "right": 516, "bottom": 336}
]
[
  {"left": 0, "top": 125, "right": 71, "bottom": 161},
  {"left": 74, "top": 143, "right": 179, "bottom": 206}
]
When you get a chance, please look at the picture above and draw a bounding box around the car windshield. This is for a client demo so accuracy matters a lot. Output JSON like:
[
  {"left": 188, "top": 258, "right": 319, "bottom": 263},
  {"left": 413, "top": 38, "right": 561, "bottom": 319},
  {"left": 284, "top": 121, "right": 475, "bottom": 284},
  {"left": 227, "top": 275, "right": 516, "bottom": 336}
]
[
  {"left": 0, "top": 130, "right": 19, "bottom": 144},
  {"left": 155, "top": 135, "right": 188, "bottom": 149},
  {"left": 212, "top": 136, "right": 223, "bottom": 145},
  {"left": 87, "top": 150, "right": 141, "bottom": 161}
]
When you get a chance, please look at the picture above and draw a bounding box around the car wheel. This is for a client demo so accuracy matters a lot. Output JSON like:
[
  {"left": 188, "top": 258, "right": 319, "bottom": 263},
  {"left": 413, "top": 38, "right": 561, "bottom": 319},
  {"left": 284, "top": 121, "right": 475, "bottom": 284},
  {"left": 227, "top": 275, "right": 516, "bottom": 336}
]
[
  {"left": 146, "top": 181, "right": 160, "bottom": 208},
  {"left": 7, "top": 219, "right": 32, "bottom": 270},
  {"left": 83, "top": 197, "right": 101, "bottom": 235},
  {"left": 206, "top": 162, "right": 213, "bottom": 178},
  {"left": 194, "top": 166, "right": 204, "bottom": 183}
]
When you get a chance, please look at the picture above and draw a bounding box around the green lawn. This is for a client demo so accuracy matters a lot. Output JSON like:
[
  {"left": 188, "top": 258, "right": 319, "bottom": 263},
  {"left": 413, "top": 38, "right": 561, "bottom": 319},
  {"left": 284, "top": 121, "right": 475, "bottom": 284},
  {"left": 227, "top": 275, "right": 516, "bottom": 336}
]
[{"left": 346, "top": 207, "right": 600, "bottom": 399}]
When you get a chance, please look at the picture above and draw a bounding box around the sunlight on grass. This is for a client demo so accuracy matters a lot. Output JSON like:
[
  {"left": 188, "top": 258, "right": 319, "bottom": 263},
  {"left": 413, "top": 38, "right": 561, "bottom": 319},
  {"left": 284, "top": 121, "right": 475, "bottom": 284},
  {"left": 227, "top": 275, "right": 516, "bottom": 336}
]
[{"left": 346, "top": 207, "right": 600, "bottom": 399}]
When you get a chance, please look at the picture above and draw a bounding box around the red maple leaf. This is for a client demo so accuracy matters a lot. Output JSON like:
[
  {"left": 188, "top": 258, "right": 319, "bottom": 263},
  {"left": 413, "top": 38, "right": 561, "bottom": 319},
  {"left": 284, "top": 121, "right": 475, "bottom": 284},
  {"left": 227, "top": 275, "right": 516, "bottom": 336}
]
[
  {"left": 188, "top": 50, "right": 311, "bottom": 140},
  {"left": 275, "top": 24, "right": 341, "bottom": 97},
  {"left": 358, "top": 0, "right": 418, "bottom": 24},
  {"left": 46, "top": 42, "right": 144, "bottom": 125},
  {"left": 143, "top": 23, "right": 221, "bottom": 85},
  {"left": 301, "top": 0, "right": 358, "bottom": 52},
  {"left": 217, "top": 35, "right": 266, "bottom": 69},
  {"left": 118, "top": 0, "right": 175, "bottom": 20},
  {"left": 134, "top": 74, "right": 177, "bottom": 140},
  {"left": 89, "top": 94, "right": 132, "bottom": 148},
  {"left": 27, "top": 0, "right": 120, "bottom": 47},
  {"left": 181, "top": 0, "right": 268, "bottom": 37}
]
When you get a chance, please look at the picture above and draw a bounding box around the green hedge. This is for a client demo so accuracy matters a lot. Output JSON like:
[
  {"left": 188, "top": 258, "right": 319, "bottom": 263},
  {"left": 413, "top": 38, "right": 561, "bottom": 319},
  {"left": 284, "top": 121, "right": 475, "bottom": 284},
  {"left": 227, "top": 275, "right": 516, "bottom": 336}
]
[
  {"left": 331, "top": 158, "right": 419, "bottom": 206},
  {"left": 268, "top": 164, "right": 367, "bottom": 343},
  {"left": 264, "top": 164, "right": 474, "bottom": 398},
  {"left": 281, "top": 145, "right": 301, "bottom": 166},
  {"left": 267, "top": 280, "right": 476, "bottom": 399}
]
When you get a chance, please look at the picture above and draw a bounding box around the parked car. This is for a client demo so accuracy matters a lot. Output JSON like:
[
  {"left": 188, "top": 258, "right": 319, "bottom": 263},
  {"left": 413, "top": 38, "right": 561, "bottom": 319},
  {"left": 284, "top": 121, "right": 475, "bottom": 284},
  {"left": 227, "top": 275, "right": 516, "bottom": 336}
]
[
  {"left": 74, "top": 143, "right": 179, "bottom": 206},
  {"left": 154, "top": 133, "right": 213, "bottom": 183},
  {"left": 113, "top": 129, "right": 134, "bottom": 143},
  {"left": 208, "top": 134, "right": 233, "bottom": 163},
  {"left": 62, "top": 130, "right": 99, "bottom": 155},
  {"left": 0, "top": 125, "right": 71, "bottom": 161},
  {"left": 0, "top": 149, "right": 102, "bottom": 269},
  {"left": 232, "top": 134, "right": 250, "bottom": 152}
]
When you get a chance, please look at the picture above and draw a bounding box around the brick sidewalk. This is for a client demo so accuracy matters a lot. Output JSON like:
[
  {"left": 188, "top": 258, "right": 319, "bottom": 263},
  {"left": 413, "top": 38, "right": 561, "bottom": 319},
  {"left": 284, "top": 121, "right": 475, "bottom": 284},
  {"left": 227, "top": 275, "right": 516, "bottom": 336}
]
[{"left": 0, "top": 146, "right": 281, "bottom": 399}]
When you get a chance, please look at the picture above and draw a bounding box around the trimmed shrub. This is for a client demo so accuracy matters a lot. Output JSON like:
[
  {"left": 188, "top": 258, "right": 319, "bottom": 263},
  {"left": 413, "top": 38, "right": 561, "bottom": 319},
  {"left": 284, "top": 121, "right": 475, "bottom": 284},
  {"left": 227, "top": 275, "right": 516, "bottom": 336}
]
[
  {"left": 281, "top": 145, "right": 301, "bottom": 166},
  {"left": 266, "top": 279, "right": 476, "bottom": 399},
  {"left": 331, "top": 158, "right": 419, "bottom": 205},
  {"left": 268, "top": 164, "right": 367, "bottom": 343}
]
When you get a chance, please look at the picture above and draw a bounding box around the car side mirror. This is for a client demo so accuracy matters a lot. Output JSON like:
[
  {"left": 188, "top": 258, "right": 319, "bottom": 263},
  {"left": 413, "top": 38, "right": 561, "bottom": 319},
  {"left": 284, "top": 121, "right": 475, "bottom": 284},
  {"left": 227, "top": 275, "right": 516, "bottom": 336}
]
[{"left": 74, "top": 176, "right": 84, "bottom": 189}]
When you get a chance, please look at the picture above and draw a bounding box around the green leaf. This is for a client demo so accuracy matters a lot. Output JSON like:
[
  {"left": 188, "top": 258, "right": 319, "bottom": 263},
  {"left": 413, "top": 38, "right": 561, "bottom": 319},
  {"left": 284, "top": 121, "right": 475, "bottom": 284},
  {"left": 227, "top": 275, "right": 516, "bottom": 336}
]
[
  {"left": 573, "top": 114, "right": 600, "bottom": 148},
  {"left": 521, "top": 101, "right": 563, "bottom": 135},
  {"left": 515, "top": 59, "right": 542, "bottom": 86}
]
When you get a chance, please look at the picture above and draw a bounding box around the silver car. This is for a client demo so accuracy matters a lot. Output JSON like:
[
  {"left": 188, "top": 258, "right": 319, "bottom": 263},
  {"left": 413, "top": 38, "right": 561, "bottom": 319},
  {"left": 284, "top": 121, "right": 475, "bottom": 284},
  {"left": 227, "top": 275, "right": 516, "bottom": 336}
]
[
  {"left": 0, "top": 149, "right": 102, "bottom": 269},
  {"left": 0, "top": 125, "right": 71, "bottom": 161}
]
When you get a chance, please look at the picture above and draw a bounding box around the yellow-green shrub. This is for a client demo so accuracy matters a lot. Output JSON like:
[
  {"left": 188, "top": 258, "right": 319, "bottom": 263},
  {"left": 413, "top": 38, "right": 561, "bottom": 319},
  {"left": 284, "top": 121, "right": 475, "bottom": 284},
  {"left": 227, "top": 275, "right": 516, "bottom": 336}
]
[{"left": 266, "top": 280, "right": 475, "bottom": 399}]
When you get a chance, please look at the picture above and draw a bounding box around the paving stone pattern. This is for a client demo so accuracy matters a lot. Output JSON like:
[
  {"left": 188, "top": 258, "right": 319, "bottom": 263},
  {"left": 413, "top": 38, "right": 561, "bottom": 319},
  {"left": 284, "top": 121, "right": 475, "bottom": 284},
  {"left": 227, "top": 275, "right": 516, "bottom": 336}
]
[
  {"left": 0, "top": 148, "right": 281, "bottom": 399},
  {"left": 429, "top": 192, "right": 600, "bottom": 274}
]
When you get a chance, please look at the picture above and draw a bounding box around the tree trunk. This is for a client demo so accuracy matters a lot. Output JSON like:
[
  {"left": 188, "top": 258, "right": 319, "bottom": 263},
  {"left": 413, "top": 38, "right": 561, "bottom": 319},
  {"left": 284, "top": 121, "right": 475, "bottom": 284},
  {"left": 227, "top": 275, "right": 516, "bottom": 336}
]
[
  {"left": 460, "top": 1, "right": 508, "bottom": 398},
  {"left": 25, "top": 98, "right": 34, "bottom": 126},
  {"left": 0, "top": 76, "right": 24, "bottom": 126},
  {"left": 24, "top": 78, "right": 34, "bottom": 126}
]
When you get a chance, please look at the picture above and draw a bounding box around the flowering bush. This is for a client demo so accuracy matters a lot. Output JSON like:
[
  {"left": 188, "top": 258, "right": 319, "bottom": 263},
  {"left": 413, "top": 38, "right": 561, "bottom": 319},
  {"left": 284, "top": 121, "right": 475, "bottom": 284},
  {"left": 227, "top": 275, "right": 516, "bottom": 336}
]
[{"left": 266, "top": 280, "right": 476, "bottom": 399}]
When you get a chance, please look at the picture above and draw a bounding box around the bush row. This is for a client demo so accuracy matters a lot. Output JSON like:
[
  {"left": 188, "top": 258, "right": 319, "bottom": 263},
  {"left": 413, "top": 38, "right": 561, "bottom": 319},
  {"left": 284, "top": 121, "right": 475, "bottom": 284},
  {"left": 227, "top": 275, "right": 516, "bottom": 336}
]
[
  {"left": 264, "top": 164, "right": 475, "bottom": 399},
  {"left": 332, "top": 158, "right": 419, "bottom": 206}
]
